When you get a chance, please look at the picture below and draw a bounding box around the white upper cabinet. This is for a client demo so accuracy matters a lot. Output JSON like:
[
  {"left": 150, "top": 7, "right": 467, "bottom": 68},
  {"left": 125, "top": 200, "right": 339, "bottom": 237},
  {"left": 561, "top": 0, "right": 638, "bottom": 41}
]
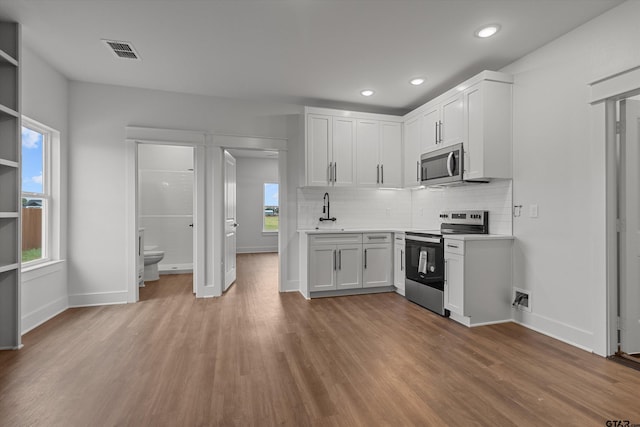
[
  {"left": 356, "top": 119, "right": 380, "bottom": 187},
  {"left": 306, "top": 113, "right": 356, "bottom": 187},
  {"left": 356, "top": 120, "right": 402, "bottom": 188},
  {"left": 379, "top": 121, "right": 402, "bottom": 188},
  {"left": 403, "top": 117, "right": 421, "bottom": 187},
  {"left": 305, "top": 107, "right": 402, "bottom": 188},
  {"left": 419, "top": 93, "right": 463, "bottom": 153},
  {"left": 463, "top": 80, "right": 512, "bottom": 181}
]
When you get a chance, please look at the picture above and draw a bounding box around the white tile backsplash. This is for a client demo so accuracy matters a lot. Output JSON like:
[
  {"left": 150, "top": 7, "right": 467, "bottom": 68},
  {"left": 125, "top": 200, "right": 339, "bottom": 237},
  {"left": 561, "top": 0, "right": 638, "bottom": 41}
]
[
  {"left": 297, "top": 188, "right": 412, "bottom": 230},
  {"left": 298, "top": 180, "right": 512, "bottom": 234},
  {"left": 411, "top": 179, "right": 513, "bottom": 235}
]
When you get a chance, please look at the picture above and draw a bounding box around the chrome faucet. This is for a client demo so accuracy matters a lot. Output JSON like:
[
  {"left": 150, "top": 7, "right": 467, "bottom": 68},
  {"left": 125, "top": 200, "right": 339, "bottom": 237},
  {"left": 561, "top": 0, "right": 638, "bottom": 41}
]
[{"left": 319, "top": 192, "right": 336, "bottom": 222}]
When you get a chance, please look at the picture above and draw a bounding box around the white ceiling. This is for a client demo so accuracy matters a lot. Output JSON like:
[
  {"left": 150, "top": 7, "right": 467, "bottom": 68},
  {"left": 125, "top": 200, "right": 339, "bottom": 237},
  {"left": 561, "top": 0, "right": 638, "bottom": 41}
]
[{"left": 0, "top": 0, "right": 624, "bottom": 115}]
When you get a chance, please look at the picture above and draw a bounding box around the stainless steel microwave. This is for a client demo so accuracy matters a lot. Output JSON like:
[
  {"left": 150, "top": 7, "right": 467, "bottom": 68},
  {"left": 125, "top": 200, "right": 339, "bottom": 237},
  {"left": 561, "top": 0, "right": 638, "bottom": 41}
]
[{"left": 420, "top": 143, "right": 463, "bottom": 186}]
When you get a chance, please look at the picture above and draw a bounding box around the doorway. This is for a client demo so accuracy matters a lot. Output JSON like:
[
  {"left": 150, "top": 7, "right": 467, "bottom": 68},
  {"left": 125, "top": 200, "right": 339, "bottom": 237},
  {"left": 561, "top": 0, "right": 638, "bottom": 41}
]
[
  {"left": 137, "top": 143, "right": 196, "bottom": 298},
  {"left": 616, "top": 96, "right": 640, "bottom": 363},
  {"left": 223, "top": 148, "right": 280, "bottom": 293}
]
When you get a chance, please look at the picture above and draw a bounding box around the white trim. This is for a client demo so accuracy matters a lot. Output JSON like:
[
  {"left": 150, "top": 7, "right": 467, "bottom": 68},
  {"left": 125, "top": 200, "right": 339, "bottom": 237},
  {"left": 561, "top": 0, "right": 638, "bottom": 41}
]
[
  {"left": 21, "top": 259, "right": 64, "bottom": 280},
  {"left": 21, "top": 296, "right": 68, "bottom": 334},
  {"left": 237, "top": 247, "right": 278, "bottom": 254},
  {"left": 68, "top": 290, "right": 129, "bottom": 307},
  {"left": 211, "top": 134, "right": 287, "bottom": 150},
  {"left": 590, "top": 64, "right": 640, "bottom": 103},
  {"left": 512, "top": 311, "right": 595, "bottom": 354},
  {"left": 125, "top": 126, "right": 207, "bottom": 145}
]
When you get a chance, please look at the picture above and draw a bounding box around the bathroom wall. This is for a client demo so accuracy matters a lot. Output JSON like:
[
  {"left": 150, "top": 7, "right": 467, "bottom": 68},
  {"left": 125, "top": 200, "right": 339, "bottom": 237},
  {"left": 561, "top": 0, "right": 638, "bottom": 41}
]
[
  {"left": 236, "top": 156, "right": 279, "bottom": 253},
  {"left": 411, "top": 180, "right": 513, "bottom": 235},
  {"left": 138, "top": 144, "right": 194, "bottom": 272}
]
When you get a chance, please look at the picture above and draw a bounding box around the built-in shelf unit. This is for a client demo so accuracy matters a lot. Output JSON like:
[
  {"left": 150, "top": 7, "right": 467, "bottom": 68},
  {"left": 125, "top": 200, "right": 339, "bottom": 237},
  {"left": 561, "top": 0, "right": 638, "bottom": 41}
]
[{"left": 0, "top": 22, "right": 21, "bottom": 350}]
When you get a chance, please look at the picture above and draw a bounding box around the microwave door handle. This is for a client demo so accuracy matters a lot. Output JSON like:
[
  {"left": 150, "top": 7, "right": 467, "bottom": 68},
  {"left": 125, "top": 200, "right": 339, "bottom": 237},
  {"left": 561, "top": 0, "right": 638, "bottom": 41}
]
[{"left": 447, "top": 152, "right": 454, "bottom": 176}]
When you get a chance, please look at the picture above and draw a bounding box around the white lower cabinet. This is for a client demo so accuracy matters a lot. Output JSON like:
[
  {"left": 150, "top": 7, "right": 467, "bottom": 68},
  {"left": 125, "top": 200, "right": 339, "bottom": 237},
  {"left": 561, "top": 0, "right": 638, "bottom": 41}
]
[
  {"left": 308, "top": 232, "right": 393, "bottom": 295},
  {"left": 394, "top": 233, "right": 405, "bottom": 295},
  {"left": 363, "top": 243, "right": 392, "bottom": 288},
  {"left": 444, "top": 237, "right": 513, "bottom": 327}
]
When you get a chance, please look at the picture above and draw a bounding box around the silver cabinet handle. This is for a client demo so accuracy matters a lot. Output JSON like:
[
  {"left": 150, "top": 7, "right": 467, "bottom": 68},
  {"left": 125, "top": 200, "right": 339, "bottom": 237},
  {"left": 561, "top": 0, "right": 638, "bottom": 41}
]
[
  {"left": 327, "top": 163, "right": 331, "bottom": 183},
  {"left": 446, "top": 244, "right": 459, "bottom": 249},
  {"left": 364, "top": 249, "right": 368, "bottom": 269},
  {"left": 400, "top": 249, "right": 404, "bottom": 271},
  {"left": 416, "top": 161, "right": 420, "bottom": 182},
  {"left": 434, "top": 122, "right": 438, "bottom": 144},
  {"left": 447, "top": 152, "right": 454, "bottom": 176},
  {"left": 439, "top": 121, "right": 443, "bottom": 143},
  {"left": 376, "top": 164, "right": 380, "bottom": 184},
  {"left": 339, "top": 249, "right": 342, "bottom": 270},
  {"left": 334, "top": 162, "right": 337, "bottom": 183},
  {"left": 381, "top": 164, "right": 384, "bottom": 184},
  {"left": 367, "top": 236, "right": 387, "bottom": 240},
  {"left": 444, "top": 259, "right": 448, "bottom": 284},
  {"left": 333, "top": 250, "right": 336, "bottom": 271}
]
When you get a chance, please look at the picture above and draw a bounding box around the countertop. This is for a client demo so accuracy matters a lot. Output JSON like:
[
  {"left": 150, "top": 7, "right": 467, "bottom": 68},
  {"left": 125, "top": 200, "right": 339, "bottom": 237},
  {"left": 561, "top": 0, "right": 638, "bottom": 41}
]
[{"left": 298, "top": 228, "right": 514, "bottom": 240}]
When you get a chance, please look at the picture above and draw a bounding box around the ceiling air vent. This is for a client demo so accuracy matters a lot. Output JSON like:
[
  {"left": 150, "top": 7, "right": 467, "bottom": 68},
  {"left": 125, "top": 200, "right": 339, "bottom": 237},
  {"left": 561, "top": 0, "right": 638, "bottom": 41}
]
[{"left": 102, "top": 39, "right": 141, "bottom": 60}]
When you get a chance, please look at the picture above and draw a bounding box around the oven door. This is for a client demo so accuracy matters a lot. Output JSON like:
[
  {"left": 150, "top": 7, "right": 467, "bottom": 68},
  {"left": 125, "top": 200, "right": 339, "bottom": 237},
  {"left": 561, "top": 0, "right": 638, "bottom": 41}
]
[
  {"left": 405, "top": 235, "right": 444, "bottom": 284},
  {"left": 420, "top": 143, "right": 463, "bottom": 186}
]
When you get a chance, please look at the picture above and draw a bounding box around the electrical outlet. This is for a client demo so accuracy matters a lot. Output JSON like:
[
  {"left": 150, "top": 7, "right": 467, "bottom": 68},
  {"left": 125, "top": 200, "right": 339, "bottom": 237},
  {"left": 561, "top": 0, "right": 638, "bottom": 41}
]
[
  {"left": 512, "top": 287, "right": 532, "bottom": 312},
  {"left": 529, "top": 204, "right": 539, "bottom": 218}
]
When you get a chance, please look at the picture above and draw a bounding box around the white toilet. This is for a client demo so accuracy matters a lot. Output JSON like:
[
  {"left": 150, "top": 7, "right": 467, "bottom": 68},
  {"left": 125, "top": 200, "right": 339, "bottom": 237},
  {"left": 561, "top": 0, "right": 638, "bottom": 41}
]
[{"left": 143, "top": 245, "right": 165, "bottom": 282}]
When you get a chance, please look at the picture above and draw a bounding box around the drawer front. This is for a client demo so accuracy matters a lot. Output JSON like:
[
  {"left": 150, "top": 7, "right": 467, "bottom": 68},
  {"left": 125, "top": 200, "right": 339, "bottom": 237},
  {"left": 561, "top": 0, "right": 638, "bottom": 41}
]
[
  {"left": 310, "top": 233, "right": 363, "bottom": 246},
  {"left": 394, "top": 232, "right": 405, "bottom": 243},
  {"left": 444, "top": 239, "right": 464, "bottom": 255},
  {"left": 363, "top": 233, "right": 392, "bottom": 244}
]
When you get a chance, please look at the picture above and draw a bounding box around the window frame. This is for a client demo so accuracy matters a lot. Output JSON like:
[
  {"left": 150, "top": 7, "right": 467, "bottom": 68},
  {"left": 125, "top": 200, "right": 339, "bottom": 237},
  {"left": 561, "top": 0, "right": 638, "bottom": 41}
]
[
  {"left": 262, "top": 182, "right": 279, "bottom": 233},
  {"left": 20, "top": 117, "right": 52, "bottom": 267}
]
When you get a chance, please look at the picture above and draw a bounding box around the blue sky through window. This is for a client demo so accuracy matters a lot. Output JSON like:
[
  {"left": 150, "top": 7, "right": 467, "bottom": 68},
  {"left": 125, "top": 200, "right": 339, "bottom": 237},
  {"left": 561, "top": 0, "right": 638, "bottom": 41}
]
[
  {"left": 264, "top": 183, "right": 278, "bottom": 207},
  {"left": 22, "top": 127, "right": 44, "bottom": 193}
]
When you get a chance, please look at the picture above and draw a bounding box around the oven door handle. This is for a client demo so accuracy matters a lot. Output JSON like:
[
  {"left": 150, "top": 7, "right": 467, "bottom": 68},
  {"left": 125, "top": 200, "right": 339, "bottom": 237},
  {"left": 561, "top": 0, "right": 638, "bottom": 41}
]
[{"left": 406, "top": 236, "right": 441, "bottom": 244}]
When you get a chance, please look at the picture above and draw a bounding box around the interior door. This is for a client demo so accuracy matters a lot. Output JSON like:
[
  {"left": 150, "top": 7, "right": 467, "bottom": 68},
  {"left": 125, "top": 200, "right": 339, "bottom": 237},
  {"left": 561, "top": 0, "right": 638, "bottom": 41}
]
[
  {"left": 621, "top": 99, "right": 640, "bottom": 354},
  {"left": 224, "top": 150, "right": 237, "bottom": 291}
]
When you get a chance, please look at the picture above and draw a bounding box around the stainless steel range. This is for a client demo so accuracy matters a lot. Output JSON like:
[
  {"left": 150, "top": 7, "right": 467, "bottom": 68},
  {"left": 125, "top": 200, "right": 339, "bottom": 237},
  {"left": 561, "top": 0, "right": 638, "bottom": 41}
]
[{"left": 405, "top": 210, "right": 488, "bottom": 316}]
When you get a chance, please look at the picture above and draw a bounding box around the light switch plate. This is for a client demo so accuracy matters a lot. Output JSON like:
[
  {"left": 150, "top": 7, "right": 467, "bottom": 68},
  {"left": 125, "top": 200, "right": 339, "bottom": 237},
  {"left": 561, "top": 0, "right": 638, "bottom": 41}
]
[{"left": 529, "top": 204, "right": 539, "bottom": 218}]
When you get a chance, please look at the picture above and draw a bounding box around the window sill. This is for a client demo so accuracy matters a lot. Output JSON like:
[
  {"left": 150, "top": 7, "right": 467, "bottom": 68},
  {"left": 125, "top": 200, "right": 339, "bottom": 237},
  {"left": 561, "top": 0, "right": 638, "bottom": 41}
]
[
  {"left": 262, "top": 231, "right": 278, "bottom": 235},
  {"left": 22, "top": 259, "right": 66, "bottom": 282}
]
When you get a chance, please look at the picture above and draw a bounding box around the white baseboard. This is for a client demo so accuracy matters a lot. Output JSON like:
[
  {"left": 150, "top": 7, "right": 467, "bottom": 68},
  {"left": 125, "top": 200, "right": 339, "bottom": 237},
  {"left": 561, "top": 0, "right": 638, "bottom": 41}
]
[
  {"left": 283, "top": 279, "right": 299, "bottom": 293},
  {"left": 237, "top": 247, "right": 278, "bottom": 254},
  {"left": 511, "top": 310, "right": 594, "bottom": 354},
  {"left": 68, "top": 290, "right": 129, "bottom": 307},
  {"left": 21, "top": 296, "right": 69, "bottom": 334}
]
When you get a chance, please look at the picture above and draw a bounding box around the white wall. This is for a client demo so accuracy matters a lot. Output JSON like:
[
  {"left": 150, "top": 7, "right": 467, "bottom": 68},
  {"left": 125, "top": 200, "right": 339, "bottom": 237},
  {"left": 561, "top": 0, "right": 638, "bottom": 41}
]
[
  {"left": 68, "top": 81, "right": 302, "bottom": 305},
  {"left": 138, "top": 144, "right": 194, "bottom": 269},
  {"left": 500, "top": 0, "right": 640, "bottom": 355},
  {"left": 236, "top": 157, "right": 279, "bottom": 253},
  {"left": 21, "top": 46, "right": 69, "bottom": 333}
]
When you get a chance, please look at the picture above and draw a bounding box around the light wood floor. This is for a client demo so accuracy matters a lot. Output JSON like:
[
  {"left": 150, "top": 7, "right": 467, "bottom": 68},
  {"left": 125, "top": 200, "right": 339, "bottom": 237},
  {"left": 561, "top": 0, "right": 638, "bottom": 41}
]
[{"left": 1, "top": 253, "right": 640, "bottom": 426}]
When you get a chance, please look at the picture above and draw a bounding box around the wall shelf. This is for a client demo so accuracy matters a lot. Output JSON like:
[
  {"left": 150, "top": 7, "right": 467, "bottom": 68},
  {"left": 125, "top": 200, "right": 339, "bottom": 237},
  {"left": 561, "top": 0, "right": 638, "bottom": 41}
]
[{"left": 0, "top": 21, "right": 21, "bottom": 350}]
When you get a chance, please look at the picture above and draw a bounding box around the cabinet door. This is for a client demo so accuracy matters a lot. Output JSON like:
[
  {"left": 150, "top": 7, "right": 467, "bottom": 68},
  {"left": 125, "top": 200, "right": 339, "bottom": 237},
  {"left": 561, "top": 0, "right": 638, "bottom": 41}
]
[
  {"left": 309, "top": 244, "right": 337, "bottom": 292},
  {"left": 444, "top": 252, "right": 464, "bottom": 315},
  {"left": 420, "top": 106, "right": 440, "bottom": 153},
  {"left": 464, "top": 84, "right": 483, "bottom": 179},
  {"left": 440, "top": 93, "right": 464, "bottom": 147},
  {"left": 307, "top": 114, "right": 332, "bottom": 186},
  {"left": 336, "top": 245, "right": 362, "bottom": 289},
  {"left": 403, "top": 117, "right": 421, "bottom": 187},
  {"left": 356, "top": 120, "right": 380, "bottom": 187},
  {"left": 394, "top": 242, "right": 405, "bottom": 295},
  {"left": 363, "top": 244, "right": 392, "bottom": 288},
  {"left": 379, "top": 121, "right": 402, "bottom": 187},
  {"left": 332, "top": 117, "right": 356, "bottom": 186}
]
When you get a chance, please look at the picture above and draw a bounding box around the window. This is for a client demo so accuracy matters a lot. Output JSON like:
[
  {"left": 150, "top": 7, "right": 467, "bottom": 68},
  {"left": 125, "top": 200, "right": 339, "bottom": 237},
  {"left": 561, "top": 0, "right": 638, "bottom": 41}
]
[
  {"left": 263, "top": 183, "right": 279, "bottom": 232},
  {"left": 21, "top": 119, "right": 50, "bottom": 265}
]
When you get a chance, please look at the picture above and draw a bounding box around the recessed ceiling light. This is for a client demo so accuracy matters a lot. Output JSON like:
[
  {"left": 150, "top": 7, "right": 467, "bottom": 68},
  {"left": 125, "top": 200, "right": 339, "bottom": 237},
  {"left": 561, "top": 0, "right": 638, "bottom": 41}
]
[
  {"left": 475, "top": 24, "right": 501, "bottom": 38},
  {"left": 410, "top": 78, "right": 425, "bottom": 86},
  {"left": 361, "top": 89, "right": 375, "bottom": 97}
]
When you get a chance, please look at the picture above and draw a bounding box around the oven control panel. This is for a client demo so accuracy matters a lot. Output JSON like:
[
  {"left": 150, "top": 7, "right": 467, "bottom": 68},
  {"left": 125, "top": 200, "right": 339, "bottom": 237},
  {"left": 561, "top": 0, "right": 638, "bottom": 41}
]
[{"left": 439, "top": 210, "right": 488, "bottom": 225}]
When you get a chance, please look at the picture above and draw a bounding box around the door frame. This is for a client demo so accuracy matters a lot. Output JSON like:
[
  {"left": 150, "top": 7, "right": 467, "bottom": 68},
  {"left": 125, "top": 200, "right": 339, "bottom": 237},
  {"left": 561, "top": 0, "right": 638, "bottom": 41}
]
[
  {"left": 125, "top": 127, "right": 288, "bottom": 301},
  {"left": 212, "top": 135, "right": 288, "bottom": 295},
  {"left": 589, "top": 65, "right": 640, "bottom": 356},
  {"left": 125, "top": 128, "right": 206, "bottom": 301}
]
